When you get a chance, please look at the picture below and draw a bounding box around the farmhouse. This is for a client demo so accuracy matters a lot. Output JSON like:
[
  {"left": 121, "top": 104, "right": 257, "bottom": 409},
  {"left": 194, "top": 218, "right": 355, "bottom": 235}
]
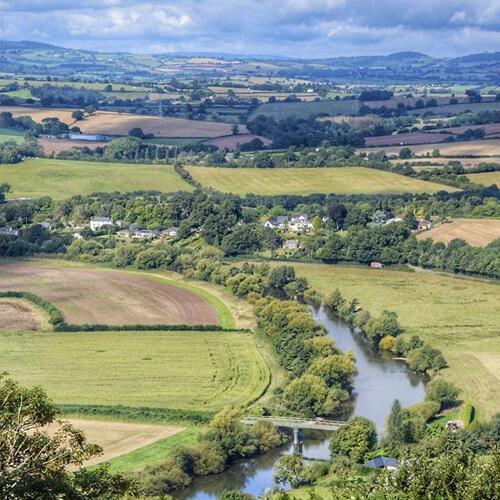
[
  {"left": 0, "top": 226, "right": 19, "bottom": 236},
  {"left": 90, "top": 216, "right": 114, "bottom": 231}
]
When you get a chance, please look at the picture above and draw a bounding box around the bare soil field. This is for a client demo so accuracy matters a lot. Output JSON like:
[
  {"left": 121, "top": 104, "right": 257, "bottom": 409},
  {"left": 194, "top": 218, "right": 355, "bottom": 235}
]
[
  {"left": 0, "top": 299, "right": 43, "bottom": 331},
  {"left": 0, "top": 262, "right": 219, "bottom": 326},
  {"left": 0, "top": 106, "right": 246, "bottom": 138},
  {"left": 417, "top": 219, "right": 500, "bottom": 246},
  {"left": 39, "top": 138, "right": 108, "bottom": 154},
  {"left": 202, "top": 133, "right": 272, "bottom": 150},
  {"left": 427, "top": 123, "right": 500, "bottom": 136},
  {"left": 48, "top": 419, "right": 182, "bottom": 467},
  {"left": 78, "top": 112, "right": 245, "bottom": 138},
  {"left": 358, "top": 139, "right": 500, "bottom": 156}
]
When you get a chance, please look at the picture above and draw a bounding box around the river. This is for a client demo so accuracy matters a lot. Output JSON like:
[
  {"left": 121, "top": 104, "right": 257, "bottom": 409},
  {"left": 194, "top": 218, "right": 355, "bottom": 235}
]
[{"left": 175, "top": 307, "right": 426, "bottom": 499}]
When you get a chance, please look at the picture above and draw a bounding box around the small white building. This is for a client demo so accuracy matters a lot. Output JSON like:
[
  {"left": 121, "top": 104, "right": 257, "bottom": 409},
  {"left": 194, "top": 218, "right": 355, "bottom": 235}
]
[
  {"left": 90, "top": 216, "right": 114, "bottom": 231},
  {"left": 386, "top": 217, "right": 404, "bottom": 225},
  {"left": 132, "top": 229, "right": 160, "bottom": 239},
  {"left": 161, "top": 227, "right": 179, "bottom": 238},
  {"left": 417, "top": 219, "right": 433, "bottom": 231},
  {"left": 0, "top": 226, "right": 19, "bottom": 237},
  {"left": 283, "top": 239, "right": 301, "bottom": 250},
  {"left": 263, "top": 215, "right": 289, "bottom": 230}
]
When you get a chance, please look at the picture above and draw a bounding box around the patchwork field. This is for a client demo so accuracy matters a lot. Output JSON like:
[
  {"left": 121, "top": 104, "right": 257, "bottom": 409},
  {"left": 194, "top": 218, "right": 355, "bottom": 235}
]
[
  {"left": 249, "top": 100, "right": 361, "bottom": 120},
  {"left": 417, "top": 219, "right": 500, "bottom": 246},
  {"left": 285, "top": 262, "right": 500, "bottom": 418},
  {"left": 0, "top": 262, "right": 223, "bottom": 326},
  {"left": 201, "top": 133, "right": 272, "bottom": 150},
  {"left": 186, "top": 166, "right": 458, "bottom": 196},
  {"left": 0, "top": 159, "right": 193, "bottom": 199},
  {"left": 392, "top": 157, "right": 500, "bottom": 168},
  {"left": 0, "top": 329, "right": 269, "bottom": 411},
  {"left": 359, "top": 139, "right": 500, "bottom": 157},
  {"left": 467, "top": 171, "right": 500, "bottom": 186}
]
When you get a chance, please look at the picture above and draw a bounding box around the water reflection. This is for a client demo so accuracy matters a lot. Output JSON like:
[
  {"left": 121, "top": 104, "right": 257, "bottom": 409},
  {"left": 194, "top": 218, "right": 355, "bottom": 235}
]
[{"left": 175, "top": 307, "right": 426, "bottom": 499}]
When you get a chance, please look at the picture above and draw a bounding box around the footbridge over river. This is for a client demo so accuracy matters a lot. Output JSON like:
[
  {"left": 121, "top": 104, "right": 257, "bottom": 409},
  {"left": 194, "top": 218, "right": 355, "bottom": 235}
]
[{"left": 241, "top": 416, "right": 347, "bottom": 446}]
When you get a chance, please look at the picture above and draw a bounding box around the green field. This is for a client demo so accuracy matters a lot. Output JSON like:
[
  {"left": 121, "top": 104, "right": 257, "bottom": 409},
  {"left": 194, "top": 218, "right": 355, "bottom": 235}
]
[
  {"left": 249, "top": 100, "right": 361, "bottom": 120},
  {"left": 0, "top": 159, "right": 193, "bottom": 199},
  {"left": 407, "top": 101, "right": 500, "bottom": 116},
  {"left": 286, "top": 263, "right": 500, "bottom": 418},
  {"left": 0, "top": 126, "right": 24, "bottom": 144},
  {"left": 0, "top": 329, "right": 269, "bottom": 412},
  {"left": 467, "top": 171, "right": 500, "bottom": 186},
  {"left": 186, "top": 166, "right": 457, "bottom": 196}
]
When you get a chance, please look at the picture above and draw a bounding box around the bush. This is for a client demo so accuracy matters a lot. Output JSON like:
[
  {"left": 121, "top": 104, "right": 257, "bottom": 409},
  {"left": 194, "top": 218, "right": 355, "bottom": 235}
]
[
  {"left": 329, "top": 416, "right": 377, "bottom": 463},
  {"left": 379, "top": 335, "right": 395, "bottom": 351},
  {"left": 425, "top": 379, "right": 459, "bottom": 411},
  {"left": 408, "top": 401, "right": 441, "bottom": 422},
  {"left": 0, "top": 291, "right": 65, "bottom": 326}
]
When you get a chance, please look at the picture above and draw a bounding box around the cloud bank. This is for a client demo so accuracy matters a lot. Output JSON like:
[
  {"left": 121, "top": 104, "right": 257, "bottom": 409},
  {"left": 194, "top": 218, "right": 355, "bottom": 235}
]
[{"left": 0, "top": 0, "right": 498, "bottom": 57}]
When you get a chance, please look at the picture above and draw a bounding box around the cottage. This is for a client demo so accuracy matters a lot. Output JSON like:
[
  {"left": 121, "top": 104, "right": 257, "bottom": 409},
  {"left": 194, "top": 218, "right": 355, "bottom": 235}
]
[
  {"left": 90, "top": 216, "right": 114, "bottom": 231},
  {"left": 364, "top": 457, "right": 399, "bottom": 470},
  {"left": 283, "top": 239, "right": 300, "bottom": 250},
  {"left": 417, "top": 219, "right": 433, "bottom": 231},
  {"left": 371, "top": 261, "right": 384, "bottom": 269},
  {"left": 263, "top": 215, "right": 289, "bottom": 230},
  {"left": 0, "top": 226, "right": 19, "bottom": 237},
  {"left": 288, "top": 214, "right": 313, "bottom": 233}
]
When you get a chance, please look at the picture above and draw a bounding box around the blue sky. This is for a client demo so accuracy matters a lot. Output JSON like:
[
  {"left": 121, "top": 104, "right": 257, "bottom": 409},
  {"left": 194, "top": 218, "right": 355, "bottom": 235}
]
[{"left": 0, "top": 0, "right": 499, "bottom": 57}]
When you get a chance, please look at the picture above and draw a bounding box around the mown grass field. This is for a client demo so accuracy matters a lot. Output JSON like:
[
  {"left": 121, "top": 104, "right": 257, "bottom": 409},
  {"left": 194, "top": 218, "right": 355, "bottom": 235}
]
[
  {"left": 0, "top": 159, "right": 193, "bottom": 199},
  {"left": 417, "top": 219, "right": 500, "bottom": 246},
  {"left": 285, "top": 263, "right": 500, "bottom": 418},
  {"left": 186, "top": 166, "right": 457, "bottom": 196},
  {"left": 467, "top": 171, "right": 500, "bottom": 186},
  {"left": 0, "top": 329, "right": 269, "bottom": 411}
]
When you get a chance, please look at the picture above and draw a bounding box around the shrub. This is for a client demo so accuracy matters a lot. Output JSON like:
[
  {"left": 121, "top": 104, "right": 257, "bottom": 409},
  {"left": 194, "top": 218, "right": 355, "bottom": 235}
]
[
  {"left": 329, "top": 416, "right": 377, "bottom": 463},
  {"left": 463, "top": 402, "right": 475, "bottom": 428},
  {"left": 379, "top": 335, "right": 395, "bottom": 351},
  {"left": 425, "top": 379, "right": 459, "bottom": 411},
  {"left": 408, "top": 401, "right": 441, "bottom": 422}
]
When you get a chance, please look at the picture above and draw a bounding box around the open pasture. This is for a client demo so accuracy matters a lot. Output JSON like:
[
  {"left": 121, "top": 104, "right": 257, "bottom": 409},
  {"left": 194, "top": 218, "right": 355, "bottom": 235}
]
[
  {"left": 359, "top": 138, "right": 500, "bottom": 157},
  {"left": 0, "top": 159, "right": 193, "bottom": 199},
  {"left": 417, "top": 219, "right": 500, "bottom": 246},
  {"left": 285, "top": 262, "right": 500, "bottom": 418},
  {"left": 0, "top": 126, "right": 24, "bottom": 144},
  {"left": 467, "top": 171, "right": 500, "bottom": 186},
  {"left": 0, "top": 329, "right": 269, "bottom": 411},
  {"left": 0, "top": 262, "right": 222, "bottom": 326},
  {"left": 392, "top": 157, "right": 500, "bottom": 168},
  {"left": 186, "top": 166, "right": 457, "bottom": 196},
  {"left": 364, "top": 132, "right": 453, "bottom": 147}
]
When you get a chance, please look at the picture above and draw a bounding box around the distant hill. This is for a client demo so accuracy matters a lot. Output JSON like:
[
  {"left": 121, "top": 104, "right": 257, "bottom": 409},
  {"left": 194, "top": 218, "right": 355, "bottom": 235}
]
[{"left": 0, "top": 40, "right": 66, "bottom": 51}]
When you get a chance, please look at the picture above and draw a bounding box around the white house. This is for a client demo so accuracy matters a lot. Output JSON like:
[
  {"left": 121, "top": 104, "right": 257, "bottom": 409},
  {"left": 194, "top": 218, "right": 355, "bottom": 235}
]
[
  {"left": 288, "top": 214, "right": 313, "bottom": 233},
  {"left": 283, "top": 239, "right": 301, "bottom": 250},
  {"left": 417, "top": 219, "right": 433, "bottom": 231},
  {"left": 263, "top": 215, "right": 289, "bottom": 230},
  {"left": 90, "top": 216, "right": 114, "bottom": 231}
]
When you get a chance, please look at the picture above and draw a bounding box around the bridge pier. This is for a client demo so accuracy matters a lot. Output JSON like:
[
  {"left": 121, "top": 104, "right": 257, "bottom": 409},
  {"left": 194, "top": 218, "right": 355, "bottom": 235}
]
[{"left": 292, "top": 427, "right": 304, "bottom": 454}]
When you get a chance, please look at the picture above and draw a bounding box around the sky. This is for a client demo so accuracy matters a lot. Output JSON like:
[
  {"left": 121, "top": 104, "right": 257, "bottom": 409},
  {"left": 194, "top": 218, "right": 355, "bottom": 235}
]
[{"left": 0, "top": 0, "right": 499, "bottom": 58}]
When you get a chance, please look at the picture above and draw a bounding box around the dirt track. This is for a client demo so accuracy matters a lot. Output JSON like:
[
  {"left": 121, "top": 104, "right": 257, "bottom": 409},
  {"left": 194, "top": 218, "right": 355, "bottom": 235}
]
[
  {"left": 48, "top": 419, "right": 182, "bottom": 467},
  {"left": 0, "top": 263, "right": 219, "bottom": 326}
]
